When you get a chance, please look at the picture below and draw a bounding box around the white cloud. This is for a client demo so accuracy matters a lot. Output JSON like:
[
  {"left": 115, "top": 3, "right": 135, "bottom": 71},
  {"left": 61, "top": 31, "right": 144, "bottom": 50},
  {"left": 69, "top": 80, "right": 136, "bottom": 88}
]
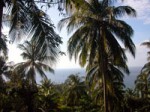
[{"left": 122, "top": 0, "right": 150, "bottom": 24}]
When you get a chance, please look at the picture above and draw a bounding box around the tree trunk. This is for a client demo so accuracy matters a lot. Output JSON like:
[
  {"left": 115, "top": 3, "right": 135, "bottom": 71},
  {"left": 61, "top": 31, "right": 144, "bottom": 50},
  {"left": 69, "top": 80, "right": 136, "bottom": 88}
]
[
  {"left": 98, "top": 28, "right": 109, "bottom": 112},
  {"left": 27, "top": 93, "right": 34, "bottom": 112},
  {"left": 102, "top": 72, "right": 108, "bottom": 112},
  {"left": 0, "top": 0, "right": 4, "bottom": 38}
]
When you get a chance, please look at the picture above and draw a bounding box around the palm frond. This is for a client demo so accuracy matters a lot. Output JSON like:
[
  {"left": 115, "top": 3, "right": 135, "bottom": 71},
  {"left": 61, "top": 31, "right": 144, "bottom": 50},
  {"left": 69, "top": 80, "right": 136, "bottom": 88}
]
[
  {"left": 108, "top": 19, "right": 135, "bottom": 57},
  {"left": 36, "top": 62, "right": 54, "bottom": 74},
  {"left": 141, "top": 41, "right": 150, "bottom": 48},
  {"left": 114, "top": 6, "right": 136, "bottom": 18},
  {"left": 0, "top": 34, "right": 8, "bottom": 56}
]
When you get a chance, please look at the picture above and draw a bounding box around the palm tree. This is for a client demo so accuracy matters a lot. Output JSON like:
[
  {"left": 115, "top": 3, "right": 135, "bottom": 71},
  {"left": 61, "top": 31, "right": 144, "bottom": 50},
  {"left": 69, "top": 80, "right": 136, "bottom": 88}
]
[
  {"left": 135, "top": 72, "right": 150, "bottom": 98},
  {"left": 58, "top": 0, "right": 136, "bottom": 111},
  {"left": 136, "top": 40, "right": 150, "bottom": 98},
  {"left": 37, "top": 79, "right": 60, "bottom": 111},
  {"left": 14, "top": 40, "right": 56, "bottom": 112},
  {"left": 64, "top": 74, "right": 87, "bottom": 111},
  {"left": 2, "top": 0, "right": 62, "bottom": 58},
  {"left": 86, "top": 62, "right": 126, "bottom": 112},
  {"left": 14, "top": 41, "right": 54, "bottom": 85},
  {"left": 141, "top": 40, "right": 150, "bottom": 74}
]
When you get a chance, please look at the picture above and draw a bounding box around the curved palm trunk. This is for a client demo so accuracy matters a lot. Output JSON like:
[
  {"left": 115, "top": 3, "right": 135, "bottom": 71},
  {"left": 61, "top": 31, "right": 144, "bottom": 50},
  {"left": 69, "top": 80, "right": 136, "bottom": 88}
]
[
  {"left": 0, "top": 0, "right": 4, "bottom": 38},
  {"left": 98, "top": 28, "right": 109, "bottom": 112}
]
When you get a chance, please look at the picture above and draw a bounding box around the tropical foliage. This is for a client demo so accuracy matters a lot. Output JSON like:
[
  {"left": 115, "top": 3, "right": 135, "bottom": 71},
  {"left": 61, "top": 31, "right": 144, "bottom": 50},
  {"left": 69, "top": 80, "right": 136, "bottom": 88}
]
[
  {"left": 0, "top": 0, "right": 149, "bottom": 112},
  {"left": 134, "top": 40, "right": 150, "bottom": 99}
]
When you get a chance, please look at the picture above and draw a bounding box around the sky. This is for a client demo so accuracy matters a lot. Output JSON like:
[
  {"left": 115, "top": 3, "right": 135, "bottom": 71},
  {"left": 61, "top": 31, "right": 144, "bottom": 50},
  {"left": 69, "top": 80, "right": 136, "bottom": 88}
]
[{"left": 6, "top": 0, "right": 150, "bottom": 69}]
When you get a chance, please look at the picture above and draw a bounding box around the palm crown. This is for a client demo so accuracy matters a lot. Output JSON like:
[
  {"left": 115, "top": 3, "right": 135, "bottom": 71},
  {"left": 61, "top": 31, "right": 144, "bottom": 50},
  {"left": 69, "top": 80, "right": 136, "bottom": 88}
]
[
  {"left": 59, "top": 0, "right": 136, "bottom": 68},
  {"left": 14, "top": 41, "right": 54, "bottom": 85}
]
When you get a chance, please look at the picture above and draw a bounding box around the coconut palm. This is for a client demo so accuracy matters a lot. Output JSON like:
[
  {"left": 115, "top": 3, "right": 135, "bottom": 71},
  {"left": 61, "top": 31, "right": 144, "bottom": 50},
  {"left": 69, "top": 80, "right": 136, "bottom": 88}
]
[
  {"left": 136, "top": 40, "right": 150, "bottom": 98},
  {"left": 14, "top": 41, "right": 54, "bottom": 85},
  {"left": 36, "top": 79, "right": 60, "bottom": 111},
  {"left": 2, "top": 0, "right": 62, "bottom": 59},
  {"left": 87, "top": 61, "right": 126, "bottom": 112},
  {"left": 135, "top": 72, "right": 150, "bottom": 99},
  {"left": 64, "top": 74, "right": 87, "bottom": 110},
  {"left": 135, "top": 72, "right": 150, "bottom": 98},
  {"left": 58, "top": 0, "right": 136, "bottom": 111},
  {"left": 62, "top": 0, "right": 123, "bottom": 14},
  {"left": 141, "top": 40, "right": 150, "bottom": 75},
  {"left": 13, "top": 40, "right": 56, "bottom": 112}
]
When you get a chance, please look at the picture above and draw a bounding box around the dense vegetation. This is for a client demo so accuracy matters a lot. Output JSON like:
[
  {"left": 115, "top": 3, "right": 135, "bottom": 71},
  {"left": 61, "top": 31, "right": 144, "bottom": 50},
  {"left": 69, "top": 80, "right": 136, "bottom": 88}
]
[{"left": 0, "top": 0, "right": 150, "bottom": 112}]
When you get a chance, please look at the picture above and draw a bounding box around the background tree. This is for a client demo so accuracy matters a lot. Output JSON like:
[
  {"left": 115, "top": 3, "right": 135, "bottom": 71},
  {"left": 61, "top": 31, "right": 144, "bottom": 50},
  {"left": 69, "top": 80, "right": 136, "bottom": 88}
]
[
  {"left": 63, "top": 74, "right": 87, "bottom": 111},
  {"left": 35, "top": 79, "right": 60, "bottom": 112},
  {"left": 14, "top": 40, "right": 55, "bottom": 85},
  {"left": 134, "top": 40, "right": 150, "bottom": 98},
  {"left": 14, "top": 41, "right": 55, "bottom": 112},
  {"left": 135, "top": 72, "right": 150, "bottom": 98}
]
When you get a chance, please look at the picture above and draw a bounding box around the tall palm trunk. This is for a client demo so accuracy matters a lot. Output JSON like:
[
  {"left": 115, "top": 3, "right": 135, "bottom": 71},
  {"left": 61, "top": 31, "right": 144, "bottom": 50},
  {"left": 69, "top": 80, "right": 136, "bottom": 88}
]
[
  {"left": 0, "top": 0, "right": 4, "bottom": 38},
  {"left": 27, "top": 93, "right": 34, "bottom": 112},
  {"left": 98, "top": 28, "right": 109, "bottom": 112},
  {"left": 102, "top": 70, "right": 108, "bottom": 112}
]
